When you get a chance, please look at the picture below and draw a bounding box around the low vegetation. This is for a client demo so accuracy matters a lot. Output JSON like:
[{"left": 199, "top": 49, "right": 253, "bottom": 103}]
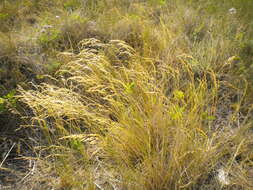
[{"left": 0, "top": 0, "right": 252, "bottom": 189}]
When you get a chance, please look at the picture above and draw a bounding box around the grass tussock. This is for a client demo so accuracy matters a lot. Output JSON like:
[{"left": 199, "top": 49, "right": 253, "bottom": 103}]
[{"left": 18, "top": 39, "right": 253, "bottom": 189}]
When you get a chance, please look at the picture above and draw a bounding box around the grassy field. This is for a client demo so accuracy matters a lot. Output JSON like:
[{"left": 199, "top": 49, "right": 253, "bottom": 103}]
[{"left": 0, "top": 0, "right": 253, "bottom": 189}]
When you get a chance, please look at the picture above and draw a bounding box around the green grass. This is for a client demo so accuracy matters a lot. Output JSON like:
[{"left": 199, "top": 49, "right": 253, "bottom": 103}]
[{"left": 0, "top": 0, "right": 252, "bottom": 189}]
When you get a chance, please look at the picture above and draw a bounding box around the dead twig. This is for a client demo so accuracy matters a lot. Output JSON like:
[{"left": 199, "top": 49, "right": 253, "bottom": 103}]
[{"left": 0, "top": 142, "right": 16, "bottom": 168}]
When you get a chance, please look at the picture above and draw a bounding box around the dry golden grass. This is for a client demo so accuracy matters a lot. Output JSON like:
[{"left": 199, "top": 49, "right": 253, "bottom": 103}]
[
  {"left": 0, "top": 0, "right": 252, "bottom": 190},
  {"left": 18, "top": 38, "right": 253, "bottom": 189}
]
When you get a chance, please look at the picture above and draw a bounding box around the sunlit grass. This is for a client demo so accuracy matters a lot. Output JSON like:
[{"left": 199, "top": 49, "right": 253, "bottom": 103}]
[
  {"left": 0, "top": 0, "right": 252, "bottom": 189},
  {"left": 18, "top": 38, "right": 253, "bottom": 189}
]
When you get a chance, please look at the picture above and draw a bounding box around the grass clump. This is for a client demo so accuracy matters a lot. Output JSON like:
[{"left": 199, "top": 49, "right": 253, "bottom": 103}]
[{"left": 18, "top": 38, "right": 253, "bottom": 189}]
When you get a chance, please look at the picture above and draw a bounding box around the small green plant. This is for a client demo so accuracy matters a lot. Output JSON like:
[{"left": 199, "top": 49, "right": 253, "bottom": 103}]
[
  {"left": 0, "top": 13, "right": 9, "bottom": 20},
  {"left": 0, "top": 90, "right": 17, "bottom": 113},
  {"left": 70, "top": 139, "right": 83, "bottom": 152},
  {"left": 168, "top": 104, "right": 185, "bottom": 120},
  {"left": 173, "top": 90, "right": 185, "bottom": 100},
  {"left": 0, "top": 97, "right": 5, "bottom": 113},
  {"left": 63, "top": 0, "right": 81, "bottom": 11},
  {"left": 124, "top": 82, "right": 135, "bottom": 94},
  {"left": 148, "top": 0, "right": 166, "bottom": 6},
  {"left": 45, "top": 61, "right": 62, "bottom": 73},
  {"left": 38, "top": 28, "right": 61, "bottom": 48}
]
